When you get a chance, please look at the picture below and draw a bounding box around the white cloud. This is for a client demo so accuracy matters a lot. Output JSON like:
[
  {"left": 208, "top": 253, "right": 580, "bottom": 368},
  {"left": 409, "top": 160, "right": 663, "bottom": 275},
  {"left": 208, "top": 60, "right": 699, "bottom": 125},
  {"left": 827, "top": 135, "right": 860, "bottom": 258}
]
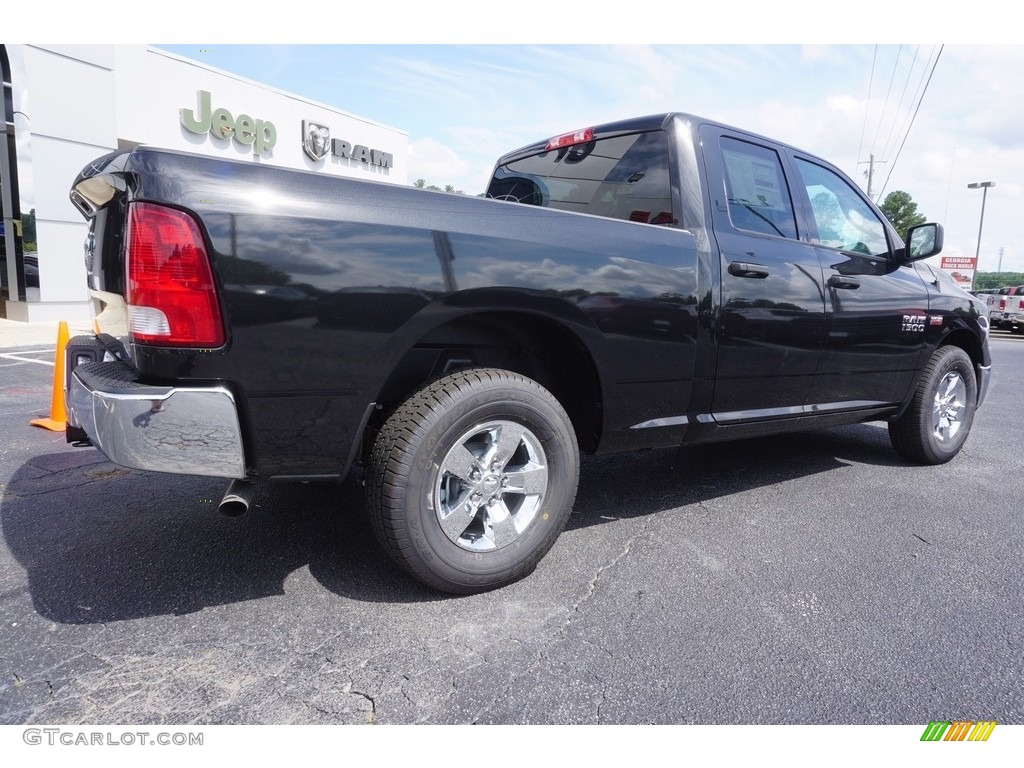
[
  {"left": 154, "top": 42, "right": 1024, "bottom": 273},
  {"left": 408, "top": 137, "right": 471, "bottom": 191}
]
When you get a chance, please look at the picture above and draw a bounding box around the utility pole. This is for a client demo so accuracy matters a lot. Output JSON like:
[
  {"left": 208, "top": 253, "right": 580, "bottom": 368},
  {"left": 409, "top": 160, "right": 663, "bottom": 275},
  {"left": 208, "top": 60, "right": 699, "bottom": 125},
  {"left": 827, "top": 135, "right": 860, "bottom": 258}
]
[
  {"left": 997, "top": 246, "right": 1004, "bottom": 276},
  {"left": 859, "top": 154, "right": 887, "bottom": 200}
]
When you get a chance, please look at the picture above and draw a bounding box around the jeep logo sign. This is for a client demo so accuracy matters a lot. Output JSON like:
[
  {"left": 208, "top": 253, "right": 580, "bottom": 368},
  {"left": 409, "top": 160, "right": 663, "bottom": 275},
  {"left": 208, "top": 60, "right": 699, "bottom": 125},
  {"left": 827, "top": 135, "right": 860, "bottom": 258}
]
[
  {"left": 180, "top": 91, "right": 277, "bottom": 156},
  {"left": 302, "top": 119, "right": 393, "bottom": 169}
]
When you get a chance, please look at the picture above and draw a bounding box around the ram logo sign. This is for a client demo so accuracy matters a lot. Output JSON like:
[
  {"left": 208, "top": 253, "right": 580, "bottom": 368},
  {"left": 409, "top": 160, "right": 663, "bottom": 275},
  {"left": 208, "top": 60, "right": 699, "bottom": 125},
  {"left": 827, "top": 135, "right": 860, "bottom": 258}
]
[
  {"left": 302, "top": 121, "right": 332, "bottom": 161},
  {"left": 301, "top": 120, "right": 393, "bottom": 169}
]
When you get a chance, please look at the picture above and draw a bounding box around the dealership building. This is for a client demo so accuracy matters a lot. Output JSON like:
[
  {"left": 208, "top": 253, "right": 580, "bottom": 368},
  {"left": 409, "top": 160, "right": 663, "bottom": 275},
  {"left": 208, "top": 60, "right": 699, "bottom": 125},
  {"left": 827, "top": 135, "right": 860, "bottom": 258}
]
[{"left": 1, "top": 45, "right": 409, "bottom": 324}]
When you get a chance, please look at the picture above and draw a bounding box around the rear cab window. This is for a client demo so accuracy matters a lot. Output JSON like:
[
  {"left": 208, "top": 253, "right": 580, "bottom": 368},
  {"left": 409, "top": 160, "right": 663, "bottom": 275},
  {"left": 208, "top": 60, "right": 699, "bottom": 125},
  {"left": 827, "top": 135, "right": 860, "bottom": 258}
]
[
  {"left": 718, "top": 136, "right": 799, "bottom": 239},
  {"left": 487, "top": 130, "right": 676, "bottom": 226}
]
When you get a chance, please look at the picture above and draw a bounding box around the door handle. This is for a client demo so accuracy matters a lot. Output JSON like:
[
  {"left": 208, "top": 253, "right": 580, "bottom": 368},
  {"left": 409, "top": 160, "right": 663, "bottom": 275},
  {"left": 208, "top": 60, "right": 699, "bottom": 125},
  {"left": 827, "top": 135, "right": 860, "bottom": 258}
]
[
  {"left": 828, "top": 275, "right": 861, "bottom": 289},
  {"left": 728, "top": 261, "right": 769, "bottom": 279}
]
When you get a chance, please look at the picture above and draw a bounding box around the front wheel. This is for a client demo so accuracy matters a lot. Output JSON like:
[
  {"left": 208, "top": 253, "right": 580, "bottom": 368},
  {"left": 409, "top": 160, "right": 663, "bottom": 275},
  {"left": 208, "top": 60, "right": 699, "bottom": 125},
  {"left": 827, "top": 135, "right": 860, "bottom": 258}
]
[
  {"left": 367, "top": 369, "right": 579, "bottom": 594},
  {"left": 888, "top": 346, "right": 977, "bottom": 464}
]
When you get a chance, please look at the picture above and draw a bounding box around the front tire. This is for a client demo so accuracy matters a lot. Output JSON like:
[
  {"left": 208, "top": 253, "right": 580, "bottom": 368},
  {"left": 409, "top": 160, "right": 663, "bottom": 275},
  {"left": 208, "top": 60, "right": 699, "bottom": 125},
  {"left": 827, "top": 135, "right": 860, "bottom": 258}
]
[
  {"left": 888, "top": 345, "right": 977, "bottom": 464},
  {"left": 367, "top": 369, "right": 579, "bottom": 594}
]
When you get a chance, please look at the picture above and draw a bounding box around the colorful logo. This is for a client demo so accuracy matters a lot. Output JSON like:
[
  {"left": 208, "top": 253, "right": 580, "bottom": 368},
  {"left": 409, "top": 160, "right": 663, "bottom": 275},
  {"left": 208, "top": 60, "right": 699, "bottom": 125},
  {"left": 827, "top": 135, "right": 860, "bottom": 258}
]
[{"left": 920, "top": 720, "right": 997, "bottom": 742}]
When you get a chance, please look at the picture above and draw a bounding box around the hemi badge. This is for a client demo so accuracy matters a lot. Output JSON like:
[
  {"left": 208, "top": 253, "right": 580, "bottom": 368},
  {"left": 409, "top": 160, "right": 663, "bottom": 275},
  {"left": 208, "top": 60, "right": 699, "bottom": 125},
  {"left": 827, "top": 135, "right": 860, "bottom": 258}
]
[{"left": 929, "top": 315, "right": 944, "bottom": 326}]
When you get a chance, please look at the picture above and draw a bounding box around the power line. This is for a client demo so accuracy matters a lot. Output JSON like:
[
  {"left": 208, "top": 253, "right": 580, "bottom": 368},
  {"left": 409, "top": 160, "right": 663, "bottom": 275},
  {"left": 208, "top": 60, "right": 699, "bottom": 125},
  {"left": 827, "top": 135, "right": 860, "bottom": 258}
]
[
  {"left": 881, "top": 45, "right": 938, "bottom": 172},
  {"left": 869, "top": 44, "right": 903, "bottom": 161},
  {"left": 876, "top": 44, "right": 944, "bottom": 201},
  {"left": 878, "top": 45, "right": 920, "bottom": 166},
  {"left": 855, "top": 45, "right": 879, "bottom": 180}
]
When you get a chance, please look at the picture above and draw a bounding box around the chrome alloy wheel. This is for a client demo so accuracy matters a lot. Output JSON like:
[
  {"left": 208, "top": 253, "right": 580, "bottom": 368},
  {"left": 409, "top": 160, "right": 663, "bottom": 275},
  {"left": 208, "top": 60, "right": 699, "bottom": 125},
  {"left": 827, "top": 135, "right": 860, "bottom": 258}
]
[
  {"left": 434, "top": 420, "right": 548, "bottom": 552},
  {"left": 932, "top": 370, "right": 967, "bottom": 443}
]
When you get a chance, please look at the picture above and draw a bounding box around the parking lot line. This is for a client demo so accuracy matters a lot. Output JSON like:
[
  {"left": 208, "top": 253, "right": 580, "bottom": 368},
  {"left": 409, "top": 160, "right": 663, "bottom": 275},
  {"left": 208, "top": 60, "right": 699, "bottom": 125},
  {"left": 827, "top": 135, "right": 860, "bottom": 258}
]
[{"left": 0, "top": 351, "right": 55, "bottom": 366}]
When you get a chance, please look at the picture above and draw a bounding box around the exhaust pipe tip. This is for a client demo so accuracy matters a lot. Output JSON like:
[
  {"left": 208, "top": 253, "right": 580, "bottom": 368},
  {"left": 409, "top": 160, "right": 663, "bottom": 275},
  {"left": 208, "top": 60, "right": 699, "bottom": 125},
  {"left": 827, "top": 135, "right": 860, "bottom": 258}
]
[{"left": 219, "top": 479, "right": 256, "bottom": 517}]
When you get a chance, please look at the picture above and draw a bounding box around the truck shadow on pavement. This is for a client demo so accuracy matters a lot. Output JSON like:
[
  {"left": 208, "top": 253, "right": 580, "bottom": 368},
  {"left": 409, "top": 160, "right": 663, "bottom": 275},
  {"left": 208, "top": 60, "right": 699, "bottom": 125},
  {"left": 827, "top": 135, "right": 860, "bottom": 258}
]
[
  {"left": 2, "top": 422, "right": 907, "bottom": 621},
  {"left": 568, "top": 421, "right": 906, "bottom": 531}
]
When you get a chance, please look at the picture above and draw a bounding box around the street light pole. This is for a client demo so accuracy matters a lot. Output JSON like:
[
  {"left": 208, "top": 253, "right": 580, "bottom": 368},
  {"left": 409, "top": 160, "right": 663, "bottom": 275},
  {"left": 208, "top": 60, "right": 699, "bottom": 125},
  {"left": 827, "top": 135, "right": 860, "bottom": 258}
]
[{"left": 968, "top": 181, "right": 995, "bottom": 291}]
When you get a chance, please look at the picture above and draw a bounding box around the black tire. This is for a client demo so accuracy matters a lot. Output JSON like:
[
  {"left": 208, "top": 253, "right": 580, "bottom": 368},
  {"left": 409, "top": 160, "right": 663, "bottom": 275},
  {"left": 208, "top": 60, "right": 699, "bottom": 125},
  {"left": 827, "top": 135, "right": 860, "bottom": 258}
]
[
  {"left": 367, "top": 368, "right": 579, "bottom": 594},
  {"left": 888, "top": 346, "right": 977, "bottom": 465}
]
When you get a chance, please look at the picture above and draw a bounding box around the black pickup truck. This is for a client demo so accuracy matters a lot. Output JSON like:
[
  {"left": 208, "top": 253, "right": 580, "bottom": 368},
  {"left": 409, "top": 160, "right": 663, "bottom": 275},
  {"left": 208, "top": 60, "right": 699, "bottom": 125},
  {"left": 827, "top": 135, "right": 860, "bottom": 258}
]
[{"left": 65, "top": 112, "right": 991, "bottom": 593}]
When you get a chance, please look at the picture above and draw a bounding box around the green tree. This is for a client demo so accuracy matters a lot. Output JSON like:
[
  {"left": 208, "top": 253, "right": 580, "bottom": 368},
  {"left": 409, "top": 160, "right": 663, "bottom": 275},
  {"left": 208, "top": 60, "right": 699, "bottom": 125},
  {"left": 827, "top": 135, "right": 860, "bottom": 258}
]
[
  {"left": 974, "top": 271, "right": 1024, "bottom": 290},
  {"left": 413, "top": 178, "right": 465, "bottom": 194},
  {"left": 879, "top": 191, "right": 926, "bottom": 236},
  {"left": 21, "top": 209, "right": 36, "bottom": 243},
  {"left": 811, "top": 192, "right": 843, "bottom": 243}
]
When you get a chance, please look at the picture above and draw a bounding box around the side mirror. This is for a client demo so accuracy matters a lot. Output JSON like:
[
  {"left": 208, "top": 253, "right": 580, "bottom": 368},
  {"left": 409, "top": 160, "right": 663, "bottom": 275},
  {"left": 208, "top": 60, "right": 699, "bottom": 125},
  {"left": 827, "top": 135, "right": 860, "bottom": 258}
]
[{"left": 903, "top": 222, "right": 944, "bottom": 262}]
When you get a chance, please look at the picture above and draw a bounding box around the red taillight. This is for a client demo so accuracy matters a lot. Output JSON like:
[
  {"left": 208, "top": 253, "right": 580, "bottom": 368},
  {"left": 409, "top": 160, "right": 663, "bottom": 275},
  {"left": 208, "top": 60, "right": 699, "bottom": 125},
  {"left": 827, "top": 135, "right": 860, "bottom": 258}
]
[
  {"left": 125, "top": 202, "right": 225, "bottom": 348},
  {"left": 546, "top": 127, "right": 594, "bottom": 151},
  {"left": 999, "top": 298, "right": 1006, "bottom": 310}
]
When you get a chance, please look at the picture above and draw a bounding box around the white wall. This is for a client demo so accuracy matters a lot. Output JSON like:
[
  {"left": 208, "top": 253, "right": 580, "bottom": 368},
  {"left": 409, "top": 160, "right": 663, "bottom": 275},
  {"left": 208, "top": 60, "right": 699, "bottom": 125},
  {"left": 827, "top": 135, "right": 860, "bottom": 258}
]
[
  {"left": 5, "top": 45, "right": 118, "bottom": 323},
  {"left": 115, "top": 47, "right": 408, "bottom": 183},
  {"left": 5, "top": 44, "right": 408, "bottom": 323}
]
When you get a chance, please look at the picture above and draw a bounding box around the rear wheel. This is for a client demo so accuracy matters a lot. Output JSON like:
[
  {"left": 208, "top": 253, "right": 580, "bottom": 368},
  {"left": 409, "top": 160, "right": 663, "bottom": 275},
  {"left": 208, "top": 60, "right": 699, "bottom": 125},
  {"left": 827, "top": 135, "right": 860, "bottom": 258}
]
[
  {"left": 367, "top": 369, "right": 579, "bottom": 594},
  {"left": 888, "top": 346, "right": 977, "bottom": 464}
]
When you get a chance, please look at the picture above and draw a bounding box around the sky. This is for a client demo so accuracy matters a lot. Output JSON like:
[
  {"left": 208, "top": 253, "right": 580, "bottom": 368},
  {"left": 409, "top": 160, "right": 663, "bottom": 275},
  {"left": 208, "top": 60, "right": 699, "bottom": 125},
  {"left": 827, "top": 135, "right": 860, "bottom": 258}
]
[
  {"left": 152, "top": 41, "right": 1024, "bottom": 274},
  {"left": 22, "top": 2, "right": 1021, "bottom": 275}
]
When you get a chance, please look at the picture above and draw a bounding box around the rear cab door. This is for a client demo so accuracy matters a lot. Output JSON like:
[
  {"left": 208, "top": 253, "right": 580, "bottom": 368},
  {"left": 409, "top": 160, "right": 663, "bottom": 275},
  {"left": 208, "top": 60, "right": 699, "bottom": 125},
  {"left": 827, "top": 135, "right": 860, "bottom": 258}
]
[
  {"left": 785, "top": 152, "right": 930, "bottom": 408},
  {"left": 698, "top": 124, "right": 827, "bottom": 423}
]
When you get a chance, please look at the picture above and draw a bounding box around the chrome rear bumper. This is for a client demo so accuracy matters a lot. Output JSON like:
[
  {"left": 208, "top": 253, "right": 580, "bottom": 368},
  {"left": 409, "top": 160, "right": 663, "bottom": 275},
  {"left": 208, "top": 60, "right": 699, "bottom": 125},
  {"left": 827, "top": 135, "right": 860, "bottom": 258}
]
[{"left": 67, "top": 361, "right": 246, "bottom": 479}]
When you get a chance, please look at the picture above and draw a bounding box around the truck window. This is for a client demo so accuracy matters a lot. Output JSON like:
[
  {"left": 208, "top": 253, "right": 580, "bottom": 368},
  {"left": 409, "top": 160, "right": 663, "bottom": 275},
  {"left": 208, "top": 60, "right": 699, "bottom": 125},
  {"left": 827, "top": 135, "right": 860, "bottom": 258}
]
[
  {"left": 719, "top": 137, "right": 798, "bottom": 240},
  {"left": 793, "top": 157, "right": 889, "bottom": 257},
  {"left": 487, "top": 130, "right": 675, "bottom": 226}
]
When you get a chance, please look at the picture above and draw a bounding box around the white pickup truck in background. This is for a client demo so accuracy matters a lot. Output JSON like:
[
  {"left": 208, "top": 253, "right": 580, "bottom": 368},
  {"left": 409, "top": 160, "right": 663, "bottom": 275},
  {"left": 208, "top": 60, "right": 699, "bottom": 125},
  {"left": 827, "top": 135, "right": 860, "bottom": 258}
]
[{"left": 985, "top": 286, "right": 1024, "bottom": 331}]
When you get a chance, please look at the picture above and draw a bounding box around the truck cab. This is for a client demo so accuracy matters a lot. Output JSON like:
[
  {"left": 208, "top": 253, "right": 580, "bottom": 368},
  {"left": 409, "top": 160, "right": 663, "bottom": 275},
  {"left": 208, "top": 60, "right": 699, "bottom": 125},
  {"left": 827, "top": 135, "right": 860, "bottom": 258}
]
[{"left": 487, "top": 113, "right": 989, "bottom": 441}]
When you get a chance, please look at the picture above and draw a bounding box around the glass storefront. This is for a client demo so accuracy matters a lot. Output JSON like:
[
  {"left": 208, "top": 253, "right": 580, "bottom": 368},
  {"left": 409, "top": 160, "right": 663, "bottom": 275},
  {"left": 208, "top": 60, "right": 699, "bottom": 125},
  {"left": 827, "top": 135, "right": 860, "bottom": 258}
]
[{"left": 1, "top": 45, "right": 33, "bottom": 314}]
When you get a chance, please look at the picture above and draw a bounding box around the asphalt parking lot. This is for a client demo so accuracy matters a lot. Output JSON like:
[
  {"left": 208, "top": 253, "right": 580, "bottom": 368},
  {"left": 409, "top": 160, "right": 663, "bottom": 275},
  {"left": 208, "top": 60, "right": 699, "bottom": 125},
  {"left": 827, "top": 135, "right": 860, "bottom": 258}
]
[{"left": 1, "top": 331, "right": 1022, "bottom": 726}]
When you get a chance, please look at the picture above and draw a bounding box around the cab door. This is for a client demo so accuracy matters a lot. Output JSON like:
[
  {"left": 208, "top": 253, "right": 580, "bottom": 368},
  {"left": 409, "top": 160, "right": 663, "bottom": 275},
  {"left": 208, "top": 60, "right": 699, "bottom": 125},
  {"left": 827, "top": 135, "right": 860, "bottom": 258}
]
[
  {"left": 788, "top": 155, "right": 929, "bottom": 408},
  {"left": 701, "top": 128, "right": 827, "bottom": 422}
]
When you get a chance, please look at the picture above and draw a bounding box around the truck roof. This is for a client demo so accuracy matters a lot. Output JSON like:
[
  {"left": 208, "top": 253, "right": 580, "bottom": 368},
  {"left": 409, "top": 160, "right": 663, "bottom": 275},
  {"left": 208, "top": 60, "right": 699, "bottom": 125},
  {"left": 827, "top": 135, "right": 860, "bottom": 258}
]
[{"left": 493, "top": 112, "right": 802, "bottom": 167}]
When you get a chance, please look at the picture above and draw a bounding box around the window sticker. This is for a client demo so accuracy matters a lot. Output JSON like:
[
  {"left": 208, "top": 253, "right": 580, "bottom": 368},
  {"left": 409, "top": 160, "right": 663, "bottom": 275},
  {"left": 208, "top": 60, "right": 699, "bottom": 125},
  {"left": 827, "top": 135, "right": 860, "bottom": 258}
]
[{"left": 723, "top": 151, "right": 787, "bottom": 211}]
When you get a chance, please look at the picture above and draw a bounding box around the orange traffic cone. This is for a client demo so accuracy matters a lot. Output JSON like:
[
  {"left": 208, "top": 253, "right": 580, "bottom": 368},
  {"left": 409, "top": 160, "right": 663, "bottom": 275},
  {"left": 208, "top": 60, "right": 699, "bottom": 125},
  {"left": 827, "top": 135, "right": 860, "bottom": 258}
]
[{"left": 30, "top": 320, "right": 70, "bottom": 432}]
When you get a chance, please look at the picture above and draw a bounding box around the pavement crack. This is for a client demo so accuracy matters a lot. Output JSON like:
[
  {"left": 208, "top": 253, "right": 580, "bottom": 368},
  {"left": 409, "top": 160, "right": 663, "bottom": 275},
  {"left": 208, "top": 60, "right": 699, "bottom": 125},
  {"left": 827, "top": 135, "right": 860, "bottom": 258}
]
[
  {"left": 5, "top": 479, "right": 111, "bottom": 500},
  {"left": 398, "top": 674, "right": 416, "bottom": 707},
  {"left": 596, "top": 677, "right": 609, "bottom": 724},
  {"left": 350, "top": 688, "right": 377, "bottom": 724},
  {"left": 912, "top": 533, "right": 932, "bottom": 545},
  {"left": 475, "top": 523, "right": 652, "bottom": 723},
  {"left": 570, "top": 527, "right": 645, "bottom": 624},
  {"left": 696, "top": 500, "right": 713, "bottom": 521}
]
